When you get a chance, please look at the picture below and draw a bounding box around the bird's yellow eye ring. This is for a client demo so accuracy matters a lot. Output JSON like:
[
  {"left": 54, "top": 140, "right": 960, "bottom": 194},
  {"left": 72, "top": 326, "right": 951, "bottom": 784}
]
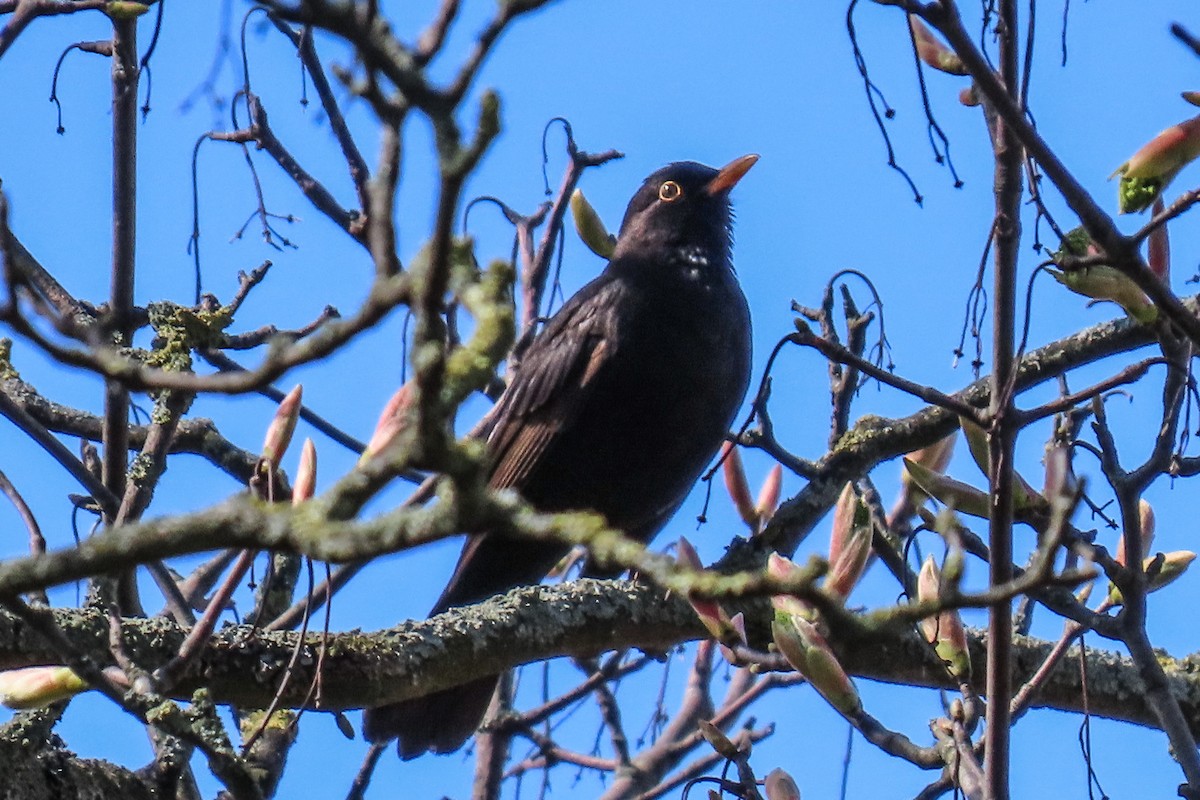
[{"left": 658, "top": 180, "right": 683, "bottom": 202}]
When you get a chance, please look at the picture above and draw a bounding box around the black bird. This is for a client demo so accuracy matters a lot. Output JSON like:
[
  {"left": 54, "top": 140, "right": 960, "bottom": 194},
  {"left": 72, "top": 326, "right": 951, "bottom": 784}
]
[{"left": 364, "top": 155, "right": 757, "bottom": 758}]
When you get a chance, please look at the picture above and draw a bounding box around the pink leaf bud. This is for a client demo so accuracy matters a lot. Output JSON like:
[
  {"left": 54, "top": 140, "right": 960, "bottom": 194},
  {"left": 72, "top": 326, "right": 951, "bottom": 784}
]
[
  {"left": 826, "top": 487, "right": 871, "bottom": 600},
  {"left": 260, "top": 384, "right": 303, "bottom": 471},
  {"left": 1049, "top": 265, "right": 1157, "bottom": 324},
  {"left": 902, "top": 458, "right": 991, "bottom": 519},
  {"left": 1108, "top": 550, "right": 1195, "bottom": 606},
  {"left": 909, "top": 16, "right": 968, "bottom": 75},
  {"left": 1141, "top": 498, "right": 1157, "bottom": 545},
  {"left": 1147, "top": 197, "right": 1171, "bottom": 282},
  {"left": 917, "top": 556, "right": 971, "bottom": 681},
  {"left": 906, "top": 432, "right": 956, "bottom": 477},
  {"left": 361, "top": 383, "right": 414, "bottom": 464},
  {"left": 1041, "top": 442, "right": 1076, "bottom": 501},
  {"left": 1115, "top": 499, "right": 1156, "bottom": 566},
  {"left": 677, "top": 537, "right": 731, "bottom": 640},
  {"left": 828, "top": 482, "right": 857, "bottom": 566},
  {"left": 764, "top": 768, "right": 802, "bottom": 800},
  {"left": 1112, "top": 114, "right": 1200, "bottom": 213},
  {"left": 292, "top": 438, "right": 317, "bottom": 505},
  {"left": 697, "top": 719, "right": 740, "bottom": 759},
  {"left": 755, "top": 464, "right": 784, "bottom": 531},
  {"left": 901, "top": 432, "right": 956, "bottom": 509},
  {"left": 0, "top": 666, "right": 87, "bottom": 709},
  {"left": 768, "top": 552, "right": 813, "bottom": 620},
  {"left": 772, "top": 615, "right": 861, "bottom": 716},
  {"left": 722, "top": 442, "right": 758, "bottom": 529}
]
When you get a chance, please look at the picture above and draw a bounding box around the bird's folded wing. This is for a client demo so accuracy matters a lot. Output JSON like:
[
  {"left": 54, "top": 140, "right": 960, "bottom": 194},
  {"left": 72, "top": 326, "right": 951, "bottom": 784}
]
[{"left": 486, "top": 278, "right": 619, "bottom": 491}]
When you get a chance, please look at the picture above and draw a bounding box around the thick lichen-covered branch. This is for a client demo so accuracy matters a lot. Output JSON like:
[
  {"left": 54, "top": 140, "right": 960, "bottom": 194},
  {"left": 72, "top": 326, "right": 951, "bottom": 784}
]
[{"left": 2, "top": 584, "right": 1199, "bottom": 739}]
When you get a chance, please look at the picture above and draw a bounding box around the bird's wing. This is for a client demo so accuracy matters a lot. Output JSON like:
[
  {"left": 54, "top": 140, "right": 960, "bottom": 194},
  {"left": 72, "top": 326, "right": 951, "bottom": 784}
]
[{"left": 486, "top": 277, "right": 619, "bottom": 491}]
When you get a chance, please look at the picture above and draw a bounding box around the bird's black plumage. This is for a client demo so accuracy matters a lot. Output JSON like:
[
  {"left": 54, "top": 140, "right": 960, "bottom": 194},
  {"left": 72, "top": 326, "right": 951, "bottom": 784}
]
[{"left": 363, "top": 156, "right": 756, "bottom": 758}]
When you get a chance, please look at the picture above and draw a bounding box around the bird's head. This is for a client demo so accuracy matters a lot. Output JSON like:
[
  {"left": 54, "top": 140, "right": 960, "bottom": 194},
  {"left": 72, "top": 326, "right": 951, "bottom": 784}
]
[{"left": 612, "top": 154, "right": 758, "bottom": 272}]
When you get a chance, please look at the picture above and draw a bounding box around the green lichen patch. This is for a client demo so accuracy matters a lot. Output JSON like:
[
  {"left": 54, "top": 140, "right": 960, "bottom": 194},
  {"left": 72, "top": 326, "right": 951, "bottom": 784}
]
[
  {"left": 145, "top": 301, "right": 235, "bottom": 372},
  {"left": 0, "top": 338, "right": 18, "bottom": 380}
]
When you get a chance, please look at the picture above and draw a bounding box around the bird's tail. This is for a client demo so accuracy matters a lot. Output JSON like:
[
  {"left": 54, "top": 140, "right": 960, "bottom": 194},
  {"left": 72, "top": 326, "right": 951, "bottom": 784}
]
[
  {"left": 362, "top": 674, "right": 499, "bottom": 759},
  {"left": 362, "top": 533, "right": 564, "bottom": 757}
]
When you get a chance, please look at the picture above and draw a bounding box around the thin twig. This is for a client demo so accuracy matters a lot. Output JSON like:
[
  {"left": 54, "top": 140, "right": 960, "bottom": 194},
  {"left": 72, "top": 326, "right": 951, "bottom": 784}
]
[
  {"left": 0, "top": 466, "right": 47, "bottom": 605},
  {"left": 154, "top": 550, "right": 256, "bottom": 691},
  {"left": 0, "top": 388, "right": 120, "bottom": 515}
]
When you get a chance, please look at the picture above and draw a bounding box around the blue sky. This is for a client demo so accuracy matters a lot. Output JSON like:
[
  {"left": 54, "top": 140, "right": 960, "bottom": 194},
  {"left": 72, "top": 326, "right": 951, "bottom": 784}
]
[{"left": 2, "top": 1, "right": 1200, "bottom": 797}]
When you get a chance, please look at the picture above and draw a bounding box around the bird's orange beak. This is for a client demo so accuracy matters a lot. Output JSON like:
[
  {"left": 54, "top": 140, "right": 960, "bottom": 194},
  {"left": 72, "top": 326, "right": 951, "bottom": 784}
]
[{"left": 704, "top": 154, "right": 759, "bottom": 196}]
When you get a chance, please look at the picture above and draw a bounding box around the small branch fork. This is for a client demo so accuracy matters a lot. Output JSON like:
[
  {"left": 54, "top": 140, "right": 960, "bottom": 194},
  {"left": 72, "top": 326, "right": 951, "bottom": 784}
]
[
  {"left": 517, "top": 119, "right": 622, "bottom": 350},
  {"left": 0, "top": 0, "right": 109, "bottom": 59}
]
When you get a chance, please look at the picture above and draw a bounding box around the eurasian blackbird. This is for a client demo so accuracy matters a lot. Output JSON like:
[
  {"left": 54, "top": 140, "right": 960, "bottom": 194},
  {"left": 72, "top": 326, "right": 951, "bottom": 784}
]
[{"left": 363, "top": 155, "right": 757, "bottom": 758}]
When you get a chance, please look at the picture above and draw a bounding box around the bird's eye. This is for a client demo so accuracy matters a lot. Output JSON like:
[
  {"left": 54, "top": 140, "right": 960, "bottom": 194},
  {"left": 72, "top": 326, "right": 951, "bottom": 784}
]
[{"left": 658, "top": 180, "right": 683, "bottom": 202}]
